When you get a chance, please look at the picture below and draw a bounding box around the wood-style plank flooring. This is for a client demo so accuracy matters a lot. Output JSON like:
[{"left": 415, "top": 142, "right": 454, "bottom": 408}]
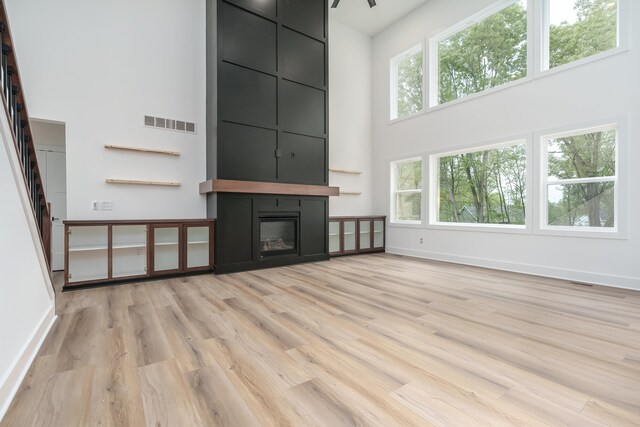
[{"left": 3, "top": 254, "right": 640, "bottom": 426}]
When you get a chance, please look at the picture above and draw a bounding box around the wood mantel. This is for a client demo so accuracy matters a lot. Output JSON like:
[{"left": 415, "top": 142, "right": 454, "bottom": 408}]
[{"left": 199, "top": 179, "right": 340, "bottom": 197}]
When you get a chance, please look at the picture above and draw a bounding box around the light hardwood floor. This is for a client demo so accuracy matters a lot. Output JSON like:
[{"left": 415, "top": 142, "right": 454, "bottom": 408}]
[{"left": 3, "top": 254, "right": 640, "bottom": 426}]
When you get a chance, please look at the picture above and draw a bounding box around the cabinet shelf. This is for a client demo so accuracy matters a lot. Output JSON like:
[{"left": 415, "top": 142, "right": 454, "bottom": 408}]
[
  {"left": 64, "top": 219, "right": 214, "bottom": 289},
  {"left": 69, "top": 246, "right": 108, "bottom": 252},
  {"left": 68, "top": 273, "right": 108, "bottom": 283},
  {"left": 329, "top": 216, "right": 386, "bottom": 257},
  {"left": 113, "top": 244, "right": 147, "bottom": 250}
]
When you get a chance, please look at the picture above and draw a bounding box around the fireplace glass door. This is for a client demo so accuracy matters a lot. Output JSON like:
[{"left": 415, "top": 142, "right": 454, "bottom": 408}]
[{"left": 260, "top": 216, "right": 298, "bottom": 257}]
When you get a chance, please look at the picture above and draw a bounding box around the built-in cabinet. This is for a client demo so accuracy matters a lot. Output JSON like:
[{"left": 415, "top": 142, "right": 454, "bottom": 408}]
[
  {"left": 64, "top": 220, "right": 214, "bottom": 288},
  {"left": 329, "top": 216, "right": 385, "bottom": 256}
]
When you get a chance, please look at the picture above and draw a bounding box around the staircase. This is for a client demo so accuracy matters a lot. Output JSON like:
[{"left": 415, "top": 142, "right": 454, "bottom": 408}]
[{"left": 0, "top": 0, "right": 51, "bottom": 268}]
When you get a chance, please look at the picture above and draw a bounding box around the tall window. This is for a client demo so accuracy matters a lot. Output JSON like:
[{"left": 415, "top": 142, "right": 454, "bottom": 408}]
[
  {"left": 542, "top": 125, "right": 617, "bottom": 229},
  {"left": 545, "top": 0, "right": 618, "bottom": 69},
  {"left": 432, "top": 0, "right": 528, "bottom": 106},
  {"left": 392, "top": 158, "right": 423, "bottom": 223},
  {"left": 390, "top": 45, "right": 423, "bottom": 120},
  {"left": 433, "top": 141, "right": 527, "bottom": 226}
]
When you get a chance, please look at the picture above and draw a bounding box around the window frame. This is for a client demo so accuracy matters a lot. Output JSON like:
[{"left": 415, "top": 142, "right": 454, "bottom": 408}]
[
  {"left": 390, "top": 156, "right": 424, "bottom": 225},
  {"left": 390, "top": 43, "right": 425, "bottom": 121},
  {"left": 538, "top": 0, "right": 628, "bottom": 77},
  {"left": 428, "top": 0, "right": 533, "bottom": 109},
  {"left": 427, "top": 136, "right": 533, "bottom": 233},
  {"left": 537, "top": 120, "right": 625, "bottom": 238}
]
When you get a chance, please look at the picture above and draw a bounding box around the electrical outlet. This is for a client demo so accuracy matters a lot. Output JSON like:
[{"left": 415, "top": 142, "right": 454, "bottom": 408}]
[
  {"left": 419, "top": 238, "right": 424, "bottom": 244},
  {"left": 91, "top": 200, "right": 100, "bottom": 211},
  {"left": 101, "top": 201, "right": 113, "bottom": 211}
]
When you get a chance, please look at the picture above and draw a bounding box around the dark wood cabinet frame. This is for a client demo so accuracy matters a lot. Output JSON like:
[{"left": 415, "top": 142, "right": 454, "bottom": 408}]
[
  {"left": 329, "top": 216, "right": 386, "bottom": 257},
  {"left": 64, "top": 219, "right": 215, "bottom": 289}
]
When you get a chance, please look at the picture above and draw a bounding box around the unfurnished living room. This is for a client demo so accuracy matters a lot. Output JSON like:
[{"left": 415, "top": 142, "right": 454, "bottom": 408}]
[{"left": 1, "top": 0, "right": 639, "bottom": 425}]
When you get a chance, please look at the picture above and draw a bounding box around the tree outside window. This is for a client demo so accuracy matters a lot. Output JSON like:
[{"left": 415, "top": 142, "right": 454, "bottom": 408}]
[
  {"left": 544, "top": 126, "right": 616, "bottom": 228},
  {"left": 391, "top": 45, "right": 423, "bottom": 120},
  {"left": 436, "top": 143, "right": 527, "bottom": 225},
  {"left": 436, "top": 0, "right": 528, "bottom": 105},
  {"left": 548, "top": 0, "right": 618, "bottom": 69},
  {"left": 392, "top": 159, "right": 422, "bottom": 222}
]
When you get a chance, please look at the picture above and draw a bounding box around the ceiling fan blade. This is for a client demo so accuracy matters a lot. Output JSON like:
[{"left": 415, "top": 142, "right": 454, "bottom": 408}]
[
  {"left": 368, "top": 0, "right": 377, "bottom": 7},
  {"left": 331, "top": 0, "right": 340, "bottom": 8}
]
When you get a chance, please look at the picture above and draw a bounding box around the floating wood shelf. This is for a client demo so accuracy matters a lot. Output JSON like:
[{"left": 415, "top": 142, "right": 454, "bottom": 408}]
[
  {"left": 105, "top": 144, "right": 181, "bottom": 156},
  {"left": 106, "top": 179, "right": 181, "bottom": 187},
  {"left": 340, "top": 191, "right": 362, "bottom": 196},
  {"left": 199, "top": 179, "right": 339, "bottom": 196},
  {"left": 329, "top": 168, "right": 362, "bottom": 175}
]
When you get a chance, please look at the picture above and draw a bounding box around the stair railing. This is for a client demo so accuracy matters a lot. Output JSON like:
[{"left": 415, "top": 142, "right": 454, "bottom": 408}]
[{"left": 0, "top": 1, "right": 51, "bottom": 267}]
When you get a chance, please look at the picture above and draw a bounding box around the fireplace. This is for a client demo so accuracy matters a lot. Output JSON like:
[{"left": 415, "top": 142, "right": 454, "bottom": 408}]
[{"left": 259, "top": 215, "right": 299, "bottom": 257}]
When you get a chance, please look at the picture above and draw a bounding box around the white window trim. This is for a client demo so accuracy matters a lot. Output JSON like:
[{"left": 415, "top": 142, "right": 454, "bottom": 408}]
[
  {"left": 390, "top": 156, "right": 424, "bottom": 225},
  {"left": 428, "top": 0, "right": 533, "bottom": 109},
  {"left": 388, "top": 0, "right": 628, "bottom": 124},
  {"left": 537, "top": 0, "right": 628, "bottom": 78},
  {"left": 389, "top": 43, "right": 425, "bottom": 121},
  {"left": 536, "top": 119, "right": 627, "bottom": 240},
  {"left": 427, "top": 136, "right": 533, "bottom": 234}
]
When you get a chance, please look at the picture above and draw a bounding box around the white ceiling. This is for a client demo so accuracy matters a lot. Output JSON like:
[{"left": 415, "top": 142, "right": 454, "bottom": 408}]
[{"left": 329, "top": 0, "right": 430, "bottom": 37}]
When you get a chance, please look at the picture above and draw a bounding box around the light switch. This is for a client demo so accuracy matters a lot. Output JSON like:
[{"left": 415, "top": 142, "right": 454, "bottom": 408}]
[{"left": 101, "top": 201, "right": 113, "bottom": 211}]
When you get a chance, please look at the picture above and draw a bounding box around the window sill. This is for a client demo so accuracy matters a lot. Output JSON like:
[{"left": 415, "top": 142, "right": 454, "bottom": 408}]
[
  {"left": 427, "top": 222, "right": 530, "bottom": 235},
  {"left": 389, "top": 109, "right": 426, "bottom": 125},
  {"left": 536, "top": 226, "right": 626, "bottom": 240},
  {"left": 389, "top": 221, "right": 423, "bottom": 229},
  {"left": 535, "top": 46, "right": 629, "bottom": 80},
  {"left": 388, "top": 47, "right": 629, "bottom": 125}
]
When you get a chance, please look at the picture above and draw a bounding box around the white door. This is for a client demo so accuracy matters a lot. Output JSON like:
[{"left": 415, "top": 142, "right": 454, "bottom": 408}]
[{"left": 37, "top": 148, "right": 67, "bottom": 271}]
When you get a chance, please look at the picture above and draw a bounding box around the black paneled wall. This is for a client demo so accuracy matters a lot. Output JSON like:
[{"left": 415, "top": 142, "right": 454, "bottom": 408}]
[
  {"left": 209, "top": 0, "right": 330, "bottom": 273},
  {"left": 217, "top": 0, "right": 328, "bottom": 185}
]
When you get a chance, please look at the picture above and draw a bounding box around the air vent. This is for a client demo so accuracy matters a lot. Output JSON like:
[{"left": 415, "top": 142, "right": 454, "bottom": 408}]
[{"left": 144, "top": 115, "right": 196, "bottom": 134}]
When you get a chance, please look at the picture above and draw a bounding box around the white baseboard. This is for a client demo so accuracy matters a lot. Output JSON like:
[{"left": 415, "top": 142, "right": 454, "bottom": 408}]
[
  {"left": 387, "top": 246, "right": 640, "bottom": 292},
  {"left": 0, "top": 306, "right": 56, "bottom": 422}
]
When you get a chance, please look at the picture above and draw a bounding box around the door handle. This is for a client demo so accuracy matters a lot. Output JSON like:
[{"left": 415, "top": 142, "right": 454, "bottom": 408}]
[{"left": 52, "top": 217, "right": 60, "bottom": 221}]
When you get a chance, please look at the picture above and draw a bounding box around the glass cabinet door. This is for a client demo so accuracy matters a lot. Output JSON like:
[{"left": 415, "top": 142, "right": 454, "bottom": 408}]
[
  {"left": 359, "top": 220, "right": 371, "bottom": 251},
  {"left": 186, "top": 226, "right": 210, "bottom": 269},
  {"left": 68, "top": 225, "right": 109, "bottom": 283},
  {"left": 329, "top": 221, "right": 341, "bottom": 254},
  {"left": 373, "top": 220, "right": 385, "bottom": 249},
  {"left": 343, "top": 220, "right": 357, "bottom": 253},
  {"left": 153, "top": 226, "right": 180, "bottom": 273},
  {"left": 112, "top": 225, "right": 147, "bottom": 278}
]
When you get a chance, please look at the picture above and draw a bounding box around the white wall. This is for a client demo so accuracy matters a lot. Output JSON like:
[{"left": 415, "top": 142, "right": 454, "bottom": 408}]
[
  {"left": 372, "top": 0, "right": 640, "bottom": 289},
  {"left": 0, "top": 99, "right": 55, "bottom": 419},
  {"left": 31, "top": 120, "right": 65, "bottom": 148},
  {"left": 5, "top": 0, "right": 207, "bottom": 220},
  {"left": 328, "top": 18, "right": 373, "bottom": 216}
]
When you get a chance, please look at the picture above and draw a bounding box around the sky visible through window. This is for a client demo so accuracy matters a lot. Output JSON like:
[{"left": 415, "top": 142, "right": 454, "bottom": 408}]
[{"left": 550, "top": 0, "right": 579, "bottom": 25}]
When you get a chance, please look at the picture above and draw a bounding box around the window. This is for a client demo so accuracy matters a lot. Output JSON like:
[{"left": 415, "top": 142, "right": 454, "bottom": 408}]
[
  {"left": 432, "top": 0, "right": 528, "bottom": 106},
  {"left": 542, "top": 125, "right": 617, "bottom": 230},
  {"left": 392, "top": 158, "right": 423, "bottom": 223},
  {"left": 390, "top": 45, "right": 423, "bottom": 120},
  {"left": 432, "top": 141, "right": 527, "bottom": 226},
  {"left": 544, "top": 0, "right": 618, "bottom": 70}
]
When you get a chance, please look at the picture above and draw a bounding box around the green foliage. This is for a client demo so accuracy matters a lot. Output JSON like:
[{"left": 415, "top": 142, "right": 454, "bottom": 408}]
[
  {"left": 438, "top": 1, "right": 528, "bottom": 104},
  {"left": 547, "top": 129, "right": 616, "bottom": 227},
  {"left": 395, "top": 160, "right": 422, "bottom": 221},
  {"left": 549, "top": 0, "right": 617, "bottom": 68},
  {"left": 438, "top": 145, "right": 526, "bottom": 225},
  {"left": 396, "top": 51, "right": 423, "bottom": 117}
]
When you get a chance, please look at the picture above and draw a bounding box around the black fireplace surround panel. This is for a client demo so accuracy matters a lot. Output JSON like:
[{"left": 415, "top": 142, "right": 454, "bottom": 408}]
[
  {"left": 216, "top": 194, "right": 328, "bottom": 273},
  {"left": 216, "top": 0, "right": 328, "bottom": 186},
  {"left": 208, "top": 0, "right": 330, "bottom": 273}
]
